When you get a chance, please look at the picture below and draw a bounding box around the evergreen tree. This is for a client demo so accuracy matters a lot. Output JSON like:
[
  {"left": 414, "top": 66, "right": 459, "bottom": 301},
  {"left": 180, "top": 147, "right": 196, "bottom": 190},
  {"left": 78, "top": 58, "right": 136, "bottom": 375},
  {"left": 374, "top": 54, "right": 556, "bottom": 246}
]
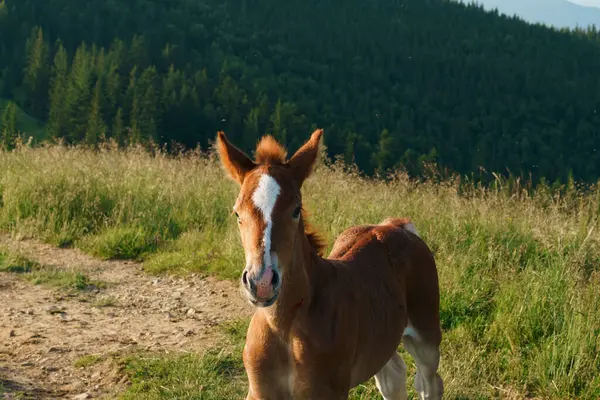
[
  {"left": 344, "top": 132, "right": 357, "bottom": 166},
  {"left": 244, "top": 106, "right": 261, "bottom": 149},
  {"left": 47, "top": 42, "right": 68, "bottom": 139},
  {"left": 64, "top": 43, "right": 93, "bottom": 142},
  {"left": 112, "top": 107, "right": 124, "bottom": 146},
  {"left": 103, "top": 50, "right": 122, "bottom": 123},
  {"left": 129, "top": 94, "right": 141, "bottom": 145},
  {"left": 373, "top": 129, "right": 395, "bottom": 175},
  {"left": 1, "top": 101, "right": 18, "bottom": 150},
  {"left": 136, "top": 66, "right": 159, "bottom": 143},
  {"left": 214, "top": 68, "right": 245, "bottom": 139},
  {"left": 85, "top": 79, "right": 106, "bottom": 145},
  {"left": 270, "top": 98, "right": 286, "bottom": 145},
  {"left": 124, "top": 65, "right": 138, "bottom": 143},
  {"left": 128, "top": 35, "right": 147, "bottom": 68},
  {"left": 22, "top": 26, "right": 49, "bottom": 116}
]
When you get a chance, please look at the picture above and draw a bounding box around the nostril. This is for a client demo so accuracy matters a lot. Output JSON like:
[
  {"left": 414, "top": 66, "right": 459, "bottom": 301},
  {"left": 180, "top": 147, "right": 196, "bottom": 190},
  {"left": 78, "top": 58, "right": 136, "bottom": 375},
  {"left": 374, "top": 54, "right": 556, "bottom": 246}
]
[
  {"left": 271, "top": 271, "right": 279, "bottom": 287},
  {"left": 242, "top": 270, "right": 249, "bottom": 286}
]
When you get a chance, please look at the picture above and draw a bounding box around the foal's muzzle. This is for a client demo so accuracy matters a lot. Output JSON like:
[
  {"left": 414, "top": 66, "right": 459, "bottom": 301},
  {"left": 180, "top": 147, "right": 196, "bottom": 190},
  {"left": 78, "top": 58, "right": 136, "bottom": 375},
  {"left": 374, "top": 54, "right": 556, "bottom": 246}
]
[{"left": 241, "top": 265, "right": 280, "bottom": 307}]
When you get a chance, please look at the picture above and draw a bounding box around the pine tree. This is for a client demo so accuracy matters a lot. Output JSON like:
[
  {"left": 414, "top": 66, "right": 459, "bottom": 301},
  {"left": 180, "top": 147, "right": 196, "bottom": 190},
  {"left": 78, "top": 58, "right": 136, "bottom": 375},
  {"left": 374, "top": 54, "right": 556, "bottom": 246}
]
[
  {"left": 108, "top": 38, "right": 126, "bottom": 69},
  {"left": 85, "top": 79, "right": 106, "bottom": 145},
  {"left": 1, "top": 101, "right": 18, "bottom": 150},
  {"left": 373, "top": 129, "right": 394, "bottom": 175},
  {"left": 196, "top": 67, "right": 210, "bottom": 103},
  {"left": 112, "top": 107, "right": 124, "bottom": 147},
  {"left": 94, "top": 47, "right": 106, "bottom": 79},
  {"left": 269, "top": 99, "right": 303, "bottom": 147},
  {"left": 22, "top": 26, "right": 49, "bottom": 116},
  {"left": 47, "top": 42, "right": 68, "bottom": 139},
  {"left": 161, "top": 65, "right": 181, "bottom": 112},
  {"left": 64, "top": 43, "right": 93, "bottom": 142},
  {"left": 257, "top": 94, "right": 270, "bottom": 127},
  {"left": 136, "top": 66, "right": 159, "bottom": 143},
  {"left": 124, "top": 66, "right": 138, "bottom": 143},
  {"left": 244, "top": 106, "right": 260, "bottom": 149},
  {"left": 129, "top": 94, "right": 141, "bottom": 145},
  {"left": 270, "top": 98, "right": 286, "bottom": 144},
  {"left": 128, "top": 35, "right": 147, "bottom": 68},
  {"left": 103, "top": 49, "right": 122, "bottom": 122},
  {"left": 125, "top": 66, "right": 159, "bottom": 145},
  {"left": 214, "top": 62, "right": 246, "bottom": 137},
  {"left": 344, "top": 132, "right": 357, "bottom": 166}
]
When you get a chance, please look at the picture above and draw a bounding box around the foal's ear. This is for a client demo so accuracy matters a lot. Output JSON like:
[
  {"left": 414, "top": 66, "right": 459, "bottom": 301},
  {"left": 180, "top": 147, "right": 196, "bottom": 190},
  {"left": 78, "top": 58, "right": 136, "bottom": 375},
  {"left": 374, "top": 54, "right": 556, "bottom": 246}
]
[
  {"left": 216, "top": 131, "right": 256, "bottom": 185},
  {"left": 288, "top": 129, "right": 323, "bottom": 187}
]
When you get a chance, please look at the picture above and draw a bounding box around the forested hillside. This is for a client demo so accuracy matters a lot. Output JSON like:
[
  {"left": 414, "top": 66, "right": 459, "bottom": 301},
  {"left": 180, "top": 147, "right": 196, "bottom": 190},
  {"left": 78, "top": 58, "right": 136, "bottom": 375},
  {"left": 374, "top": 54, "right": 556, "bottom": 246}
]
[{"left": 1, "top": 0, "right": 600, "bottom": 183}]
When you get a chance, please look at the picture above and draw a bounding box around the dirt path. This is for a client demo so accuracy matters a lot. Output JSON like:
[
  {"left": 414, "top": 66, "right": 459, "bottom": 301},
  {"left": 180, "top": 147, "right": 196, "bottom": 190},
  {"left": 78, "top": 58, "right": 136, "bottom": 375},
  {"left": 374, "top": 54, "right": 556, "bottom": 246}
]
[{"left": 0, "top": 236, "right": 252, "bottom": 399}]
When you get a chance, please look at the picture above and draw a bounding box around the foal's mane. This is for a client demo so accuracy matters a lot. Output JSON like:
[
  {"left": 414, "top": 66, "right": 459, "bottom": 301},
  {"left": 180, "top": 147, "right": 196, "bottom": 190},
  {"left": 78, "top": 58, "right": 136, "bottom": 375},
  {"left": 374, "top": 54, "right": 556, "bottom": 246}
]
[
  {"left": 301, "top": 208, "right": 327, "bottom": 257},
  {"left": 255, "top": 135, "right": 327, "bottom": 257}
]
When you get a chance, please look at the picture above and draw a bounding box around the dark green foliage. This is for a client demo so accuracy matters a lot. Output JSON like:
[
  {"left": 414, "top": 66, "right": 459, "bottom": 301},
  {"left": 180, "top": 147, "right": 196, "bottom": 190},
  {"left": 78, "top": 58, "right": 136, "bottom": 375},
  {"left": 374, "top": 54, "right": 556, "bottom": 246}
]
[
  {"left": 1, "top": 99, "right": 18, "bottom": 149},
  {"left": 1, "top": 0, "right": 600, "bottom": 182}
]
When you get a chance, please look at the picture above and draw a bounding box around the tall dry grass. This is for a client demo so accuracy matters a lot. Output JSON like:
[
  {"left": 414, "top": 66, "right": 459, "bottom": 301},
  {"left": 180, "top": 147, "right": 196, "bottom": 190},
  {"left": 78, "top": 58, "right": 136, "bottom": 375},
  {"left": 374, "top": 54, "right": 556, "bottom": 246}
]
[{"left": 1, "top": 142, "right": 599, "bottom": 398}]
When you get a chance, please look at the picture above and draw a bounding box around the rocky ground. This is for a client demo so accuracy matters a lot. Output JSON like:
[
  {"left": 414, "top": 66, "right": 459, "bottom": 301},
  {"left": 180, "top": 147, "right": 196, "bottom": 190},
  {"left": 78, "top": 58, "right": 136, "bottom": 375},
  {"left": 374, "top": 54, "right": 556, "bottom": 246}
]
[{"left": 0, "top": 236, "right": 252, "bottom": 399}]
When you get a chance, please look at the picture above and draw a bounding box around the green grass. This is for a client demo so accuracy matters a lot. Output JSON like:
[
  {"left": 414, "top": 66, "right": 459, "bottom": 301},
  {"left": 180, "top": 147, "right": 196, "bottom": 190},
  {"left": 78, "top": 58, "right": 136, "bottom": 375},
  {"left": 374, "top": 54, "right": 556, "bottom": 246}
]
[
  {"left": 0, "top": 248, "right": 102, "bottom": 291},
  {"left": 120, "top": 320, "right": 249, "bottom": 400},
  {"left": 92, "top": 295, "right": 119, "bottom": 307},
  {"left": 1, "top": 144, "right": 600, "bottom": 398},
  {"left": 80, "top": 225, "right": 159, "bottom": 260},
  {"left": 74, "top": 354, "right": 105, "bottom": 369}
]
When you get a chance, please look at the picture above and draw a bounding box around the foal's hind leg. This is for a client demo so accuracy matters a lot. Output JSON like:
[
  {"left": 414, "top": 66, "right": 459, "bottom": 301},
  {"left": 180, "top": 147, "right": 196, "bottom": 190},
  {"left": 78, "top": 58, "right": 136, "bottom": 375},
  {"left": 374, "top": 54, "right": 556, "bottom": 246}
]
[
  {"left": 402, "top": 327, "right": 443, "bottom": 400},
  {"left": 374, "top": 352, "right": 408, "bottom": 400}
]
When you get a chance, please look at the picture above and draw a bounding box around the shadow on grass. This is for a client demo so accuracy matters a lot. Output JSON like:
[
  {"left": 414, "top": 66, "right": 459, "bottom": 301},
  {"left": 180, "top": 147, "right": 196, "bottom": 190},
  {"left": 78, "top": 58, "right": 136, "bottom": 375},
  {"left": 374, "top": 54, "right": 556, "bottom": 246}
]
[
  {"left": 0, "top": 371, "right": 59, "bottom": 399},
  {"left": 0, "top": 248, "right": 103, "bottom": 292}
]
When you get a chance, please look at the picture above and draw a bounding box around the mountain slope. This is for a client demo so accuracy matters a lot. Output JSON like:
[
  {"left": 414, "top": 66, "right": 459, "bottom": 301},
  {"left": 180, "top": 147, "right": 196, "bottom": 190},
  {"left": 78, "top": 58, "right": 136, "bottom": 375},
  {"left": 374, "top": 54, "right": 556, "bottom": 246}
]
[
  {"left": 0, "top": 0, "right": 600, "bottom": 183},
  {"left": 473, "top": 0, "right": 600, "bottom": 28}
]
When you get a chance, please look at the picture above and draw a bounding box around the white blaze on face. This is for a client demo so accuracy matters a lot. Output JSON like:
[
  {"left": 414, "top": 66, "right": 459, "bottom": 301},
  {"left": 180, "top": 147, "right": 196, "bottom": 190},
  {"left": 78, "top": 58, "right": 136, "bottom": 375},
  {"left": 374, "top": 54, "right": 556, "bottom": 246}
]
[{"left": 252, "top": 174, "right": 281, "bottom": 267}]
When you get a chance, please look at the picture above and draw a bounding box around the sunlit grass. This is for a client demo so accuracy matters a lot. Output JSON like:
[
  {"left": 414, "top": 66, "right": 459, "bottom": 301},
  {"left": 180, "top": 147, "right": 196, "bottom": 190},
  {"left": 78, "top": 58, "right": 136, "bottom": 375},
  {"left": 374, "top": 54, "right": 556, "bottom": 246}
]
[
  {"left": 74, "top": 354, "right": 104, "bottom": 369},
  {"left": 1, "top": 142, "right": 600, "bottom": 398}
]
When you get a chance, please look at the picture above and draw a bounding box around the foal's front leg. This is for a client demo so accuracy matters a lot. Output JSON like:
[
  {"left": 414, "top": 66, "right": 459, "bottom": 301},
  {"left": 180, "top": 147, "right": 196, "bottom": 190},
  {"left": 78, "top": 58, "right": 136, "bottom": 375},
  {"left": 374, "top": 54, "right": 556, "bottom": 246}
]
[
  {"left": 299, "top": 384, "right": 350, "bottom": 400},
  {"left": 244, "top": 361, "right": 293, "bottom": 400},
  {"left": 243, "top": 316, "right": 294, "bottom": 399},
  {"left": 294, "top": 364, "right": 352, "bottom": 400}
]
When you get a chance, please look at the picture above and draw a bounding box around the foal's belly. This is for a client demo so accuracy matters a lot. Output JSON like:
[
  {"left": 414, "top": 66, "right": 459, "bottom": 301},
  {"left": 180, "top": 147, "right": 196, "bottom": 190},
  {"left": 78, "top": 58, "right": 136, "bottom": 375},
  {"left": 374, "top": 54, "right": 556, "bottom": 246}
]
[
  {"left": 348, "top": 333, "right": 404, "bottom": 389},
  {"left": 348, "top": 302, "right": 407, "bottom": 388}
]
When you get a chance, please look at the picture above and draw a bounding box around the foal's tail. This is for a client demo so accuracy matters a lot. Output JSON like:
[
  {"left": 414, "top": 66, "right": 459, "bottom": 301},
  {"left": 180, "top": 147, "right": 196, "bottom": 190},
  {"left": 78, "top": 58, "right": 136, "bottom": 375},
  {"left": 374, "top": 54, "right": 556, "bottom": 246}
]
[{"left": 382, "top": 217, "right": 420, "bottom": 237}]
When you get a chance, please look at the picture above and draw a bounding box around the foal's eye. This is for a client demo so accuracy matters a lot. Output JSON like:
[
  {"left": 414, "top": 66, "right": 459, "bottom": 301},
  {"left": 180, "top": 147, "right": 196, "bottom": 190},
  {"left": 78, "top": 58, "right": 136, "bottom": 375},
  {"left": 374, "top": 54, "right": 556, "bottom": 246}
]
[{"left": 292, "top": 206, "right": 302, "bottom": 219}]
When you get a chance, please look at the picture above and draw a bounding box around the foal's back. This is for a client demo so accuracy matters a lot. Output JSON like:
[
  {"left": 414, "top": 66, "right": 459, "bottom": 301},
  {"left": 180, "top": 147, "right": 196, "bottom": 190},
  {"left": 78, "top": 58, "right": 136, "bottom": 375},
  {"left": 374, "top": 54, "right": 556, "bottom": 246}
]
[{"left": 323, "top": 218, "right": 442, "bottom": 386}]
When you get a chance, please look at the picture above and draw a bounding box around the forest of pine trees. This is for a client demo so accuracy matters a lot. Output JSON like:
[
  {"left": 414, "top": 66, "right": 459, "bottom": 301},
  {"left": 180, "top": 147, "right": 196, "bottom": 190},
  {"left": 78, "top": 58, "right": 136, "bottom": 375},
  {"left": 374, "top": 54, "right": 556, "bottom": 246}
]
[{"left": 0, "top": 0, "right": 599, "bottom": 183}]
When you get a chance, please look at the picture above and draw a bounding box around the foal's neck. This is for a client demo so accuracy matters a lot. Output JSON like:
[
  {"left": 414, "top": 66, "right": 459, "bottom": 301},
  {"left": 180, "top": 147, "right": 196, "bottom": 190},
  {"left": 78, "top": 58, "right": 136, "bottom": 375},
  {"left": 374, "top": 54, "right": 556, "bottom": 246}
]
[{"left": 257, "top": 231, "right": 314, "bottom": 338}]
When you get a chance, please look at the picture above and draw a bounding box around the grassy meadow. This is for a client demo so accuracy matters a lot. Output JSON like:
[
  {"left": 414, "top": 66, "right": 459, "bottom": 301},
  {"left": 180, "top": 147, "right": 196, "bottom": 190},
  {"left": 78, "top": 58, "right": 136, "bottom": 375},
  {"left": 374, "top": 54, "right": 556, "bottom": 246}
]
[{"left": 1, "top": 143, "right": 600, "bottom": 399}]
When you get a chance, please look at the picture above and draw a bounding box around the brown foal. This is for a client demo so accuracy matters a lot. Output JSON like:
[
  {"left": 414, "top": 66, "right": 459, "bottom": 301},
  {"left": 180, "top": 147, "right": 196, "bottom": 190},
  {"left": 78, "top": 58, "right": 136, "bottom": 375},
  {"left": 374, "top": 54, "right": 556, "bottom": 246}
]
[{"left": 216, "top": 129, "right": 443, "bottom": 400}]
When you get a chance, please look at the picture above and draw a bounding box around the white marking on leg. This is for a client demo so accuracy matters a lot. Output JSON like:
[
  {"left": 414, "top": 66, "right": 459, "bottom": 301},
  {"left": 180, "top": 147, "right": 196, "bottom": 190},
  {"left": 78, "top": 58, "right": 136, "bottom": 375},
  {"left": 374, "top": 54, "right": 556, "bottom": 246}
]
[
  {"left": 402, "top": 326, "right": 443, "bottom": 400},
  {"left": 402, "top": 326, "right": 418, "bottom": 338},
  {"left": 252, "top": 174, "right": 281, "bottom": 267},
  {"left": 403, "top": 223, "right": 419, "bottom": 237},
  {"left": 374, "top": 353, "right": 408, "bottom": 400}
]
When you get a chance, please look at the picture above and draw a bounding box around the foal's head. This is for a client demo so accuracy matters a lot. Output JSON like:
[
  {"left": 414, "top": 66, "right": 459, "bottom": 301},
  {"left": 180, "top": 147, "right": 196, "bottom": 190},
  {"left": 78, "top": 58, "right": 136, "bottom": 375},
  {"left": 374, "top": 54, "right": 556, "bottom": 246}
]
[{"left": 217, "top": 130, "right": 325, "bottom": 307}]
